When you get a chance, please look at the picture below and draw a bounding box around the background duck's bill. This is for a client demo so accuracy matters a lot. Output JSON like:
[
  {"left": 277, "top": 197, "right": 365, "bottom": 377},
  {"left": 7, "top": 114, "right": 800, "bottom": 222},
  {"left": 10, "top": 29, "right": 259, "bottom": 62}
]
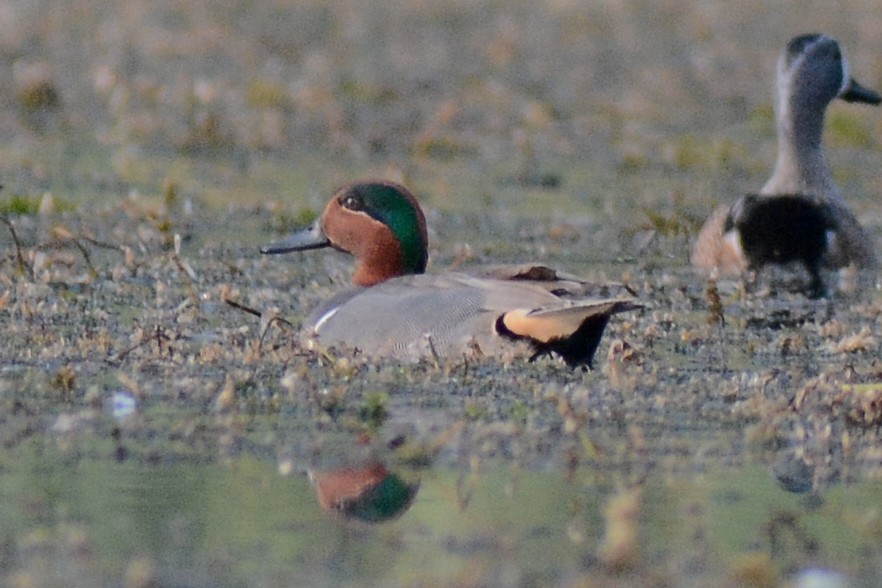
[{"left": 840, "top": 78, "right": 882, "bottom": 104}]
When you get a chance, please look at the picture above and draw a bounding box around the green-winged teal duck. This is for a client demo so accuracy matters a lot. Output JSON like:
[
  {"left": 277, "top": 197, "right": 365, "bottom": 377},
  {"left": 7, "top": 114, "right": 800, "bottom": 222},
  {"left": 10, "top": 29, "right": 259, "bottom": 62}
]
[
  {"left": 262, "top": 180, "right": 639, "bottom": 367},
  {"left": 692, "top": 33, "right": 879, "bottom": 296}
]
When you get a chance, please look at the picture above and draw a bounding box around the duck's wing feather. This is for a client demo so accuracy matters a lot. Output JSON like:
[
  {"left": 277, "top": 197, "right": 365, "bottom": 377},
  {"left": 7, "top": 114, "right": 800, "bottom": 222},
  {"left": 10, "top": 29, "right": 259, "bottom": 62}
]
[
  {"left": 691, "top": 204, "right": 748, "bottom": 274},
  {"left": 464, "top": 263, "right": 635, "bottom": 297},
  {"left": 497, "top": 298, "right": 641, "bottom": 367},
  {"left": 823, "top": 201, "right": 877, "bottom": 269}
]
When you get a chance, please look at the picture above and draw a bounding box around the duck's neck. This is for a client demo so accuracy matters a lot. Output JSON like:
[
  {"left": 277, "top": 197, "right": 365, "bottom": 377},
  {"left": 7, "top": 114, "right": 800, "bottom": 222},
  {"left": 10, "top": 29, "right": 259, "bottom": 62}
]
[
  {"left": 352, "top": 249, "right": 407, "bottom": 287},
  {"left": 352, "top": 261, "right": 404, "bottom": 287},
  {"left": 762, "top": 95, "right": 841, "bottom": 201},
  {"left": 350, "top": 229, "right": 423, "bottom": 287}
]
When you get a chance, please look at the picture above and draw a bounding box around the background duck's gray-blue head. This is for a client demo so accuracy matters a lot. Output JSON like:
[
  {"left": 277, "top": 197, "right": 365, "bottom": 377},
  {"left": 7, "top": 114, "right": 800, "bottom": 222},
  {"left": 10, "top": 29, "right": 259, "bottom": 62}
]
[
  {"left": 779, "top": 34, "right": 880, "bottom": 110},
  {"left": 763, "top": 34, "right": 878, "bottom": 198}
]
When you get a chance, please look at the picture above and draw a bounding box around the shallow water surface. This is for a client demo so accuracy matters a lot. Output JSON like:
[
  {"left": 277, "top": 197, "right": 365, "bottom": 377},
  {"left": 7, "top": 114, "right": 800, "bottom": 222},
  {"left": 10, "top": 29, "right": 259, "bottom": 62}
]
[{"left": 3, "top": 440, "right": 882, "bottom": 587}]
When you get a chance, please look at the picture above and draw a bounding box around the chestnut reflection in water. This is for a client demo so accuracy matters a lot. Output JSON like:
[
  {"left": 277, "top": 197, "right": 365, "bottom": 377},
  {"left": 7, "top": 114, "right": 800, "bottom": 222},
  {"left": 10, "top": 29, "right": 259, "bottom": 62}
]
[{"left": 309, "top": 462, "right": 420, "bottom": 523}]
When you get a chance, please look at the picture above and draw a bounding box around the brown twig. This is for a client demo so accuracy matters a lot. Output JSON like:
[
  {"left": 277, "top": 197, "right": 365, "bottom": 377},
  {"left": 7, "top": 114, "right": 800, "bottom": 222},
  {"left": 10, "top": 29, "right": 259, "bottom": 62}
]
[
  {"left": 108, "top": 325, "right": 177, "bottom": 365},
  {"left": 168, "top": 233, "right": 200, "bottom": 311},
  {"left": 223, "top": 297, "right": 295, "bottom": 328},
  {"left": 79, "top": 235, "right": 126, "bottom": 252},
  {"left": 69, "top": 236, "right": 99, "bottom": 278},
  {"left": 223, "top": 296, "right": 299, "bottom": 380},
  {"left": 224, "top": 297, "right": 263, "bottom": 319},
  {"left": 0, "top": 216, "right": 34, "bottom": 279},
  {"left": 258, "top": 315, "right": 296, "bottom": 343}
]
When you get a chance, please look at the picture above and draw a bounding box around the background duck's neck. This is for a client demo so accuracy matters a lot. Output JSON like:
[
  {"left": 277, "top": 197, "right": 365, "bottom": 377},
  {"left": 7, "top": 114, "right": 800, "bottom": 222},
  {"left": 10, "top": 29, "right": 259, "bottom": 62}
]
[{"left": 762, "top": 95, "right": 841, "bottom": 200}]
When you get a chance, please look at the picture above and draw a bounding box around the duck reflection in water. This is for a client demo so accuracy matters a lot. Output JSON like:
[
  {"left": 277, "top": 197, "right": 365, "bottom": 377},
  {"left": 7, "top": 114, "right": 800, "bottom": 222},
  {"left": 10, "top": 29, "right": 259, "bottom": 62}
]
[{"left": 309, "top": 461, "right": 420, "bottom": 524}]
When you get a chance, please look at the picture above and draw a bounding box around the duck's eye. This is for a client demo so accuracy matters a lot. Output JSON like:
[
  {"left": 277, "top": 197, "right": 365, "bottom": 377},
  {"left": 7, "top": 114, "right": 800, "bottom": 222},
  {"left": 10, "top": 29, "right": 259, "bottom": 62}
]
[{"left": 340, "top": 194, "right": 364, "bottom": 211}]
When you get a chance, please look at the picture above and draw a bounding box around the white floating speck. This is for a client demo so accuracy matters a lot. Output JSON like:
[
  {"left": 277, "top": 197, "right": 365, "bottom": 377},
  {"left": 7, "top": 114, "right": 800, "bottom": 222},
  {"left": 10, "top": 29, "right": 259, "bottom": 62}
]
[
  {"left": 106, "top": 391, "right": 138, "bottom": 420},
  {"left": 794, "top": 568, "right": 850, "bottom": 588}
]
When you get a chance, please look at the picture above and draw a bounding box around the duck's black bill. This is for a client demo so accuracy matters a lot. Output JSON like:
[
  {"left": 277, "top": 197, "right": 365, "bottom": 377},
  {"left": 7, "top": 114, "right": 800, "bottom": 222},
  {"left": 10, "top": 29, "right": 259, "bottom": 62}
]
[
  {"left": 260, "top": 224, "right": 331, "bottom": 254},
  {"left": 840, "top": 78, "right": 882, "bottom": 105}
]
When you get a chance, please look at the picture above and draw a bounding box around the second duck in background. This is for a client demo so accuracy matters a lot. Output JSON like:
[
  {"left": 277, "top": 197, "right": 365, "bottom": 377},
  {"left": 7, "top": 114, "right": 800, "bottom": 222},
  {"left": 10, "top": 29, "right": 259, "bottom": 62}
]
[
  {"left": 261, "top": 180, "right": 639, "bottom": 368},
  {"left": 692, "top": 33, "right": 880, "bottom": 297}
]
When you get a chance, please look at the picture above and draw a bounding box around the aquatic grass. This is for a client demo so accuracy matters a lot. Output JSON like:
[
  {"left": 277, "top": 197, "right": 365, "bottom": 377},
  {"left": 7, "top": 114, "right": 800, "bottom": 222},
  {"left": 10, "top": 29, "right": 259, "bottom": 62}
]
[
  {"left": 245, "top": 80, "right": 290, "bottom": 110},
  {"left": 508, "top": 400, "right": 530, "bottom": 426},
  {"left": 265, "top": 207, "right": 319, "bottom": 237},
  {"left": 50, "top": 365, "right": 77, "bottom": 402},
  {"left": 0, "top": 193, "right": 41, "bottom": 216},
  {"left": 359, "top": 391, "right": 390, "bottom": 431},
  {"left": 668, "top": 135, "right": 750, "bottom": 172},
  {"left": 414, "top": 135, "right": 479, "bottom": 160},
  {"left": 640, "top": 189, "right": 704, "bottom": 238},
  {"left": 747, "top": 104, "right": 776, "bottom": 128},
  {"left": 463, "top": 403, "right": 488, "bottom": 421},
  {"left": 16, "top": 78, "right": 61, "bottom": 113}
]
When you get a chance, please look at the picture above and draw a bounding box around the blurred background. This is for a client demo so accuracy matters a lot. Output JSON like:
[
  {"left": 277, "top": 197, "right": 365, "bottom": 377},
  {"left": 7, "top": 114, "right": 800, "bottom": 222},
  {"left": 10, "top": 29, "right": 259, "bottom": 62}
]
[{"left": 2, "top": 0, "right": 880, "bottom": 227}]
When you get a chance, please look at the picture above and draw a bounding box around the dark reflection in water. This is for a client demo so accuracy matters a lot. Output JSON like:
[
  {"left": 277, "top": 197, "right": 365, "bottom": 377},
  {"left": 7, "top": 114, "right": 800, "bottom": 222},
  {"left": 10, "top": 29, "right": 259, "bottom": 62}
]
[{"left": 772, "top": 451, "right": 816, "bottom": 495}]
